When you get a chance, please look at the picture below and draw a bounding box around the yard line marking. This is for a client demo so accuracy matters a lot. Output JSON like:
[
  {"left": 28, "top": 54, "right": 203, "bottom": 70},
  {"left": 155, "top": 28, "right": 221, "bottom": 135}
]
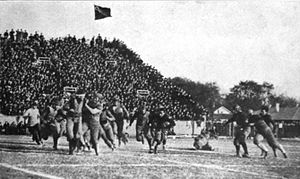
[
  {"left": 15, "top": 163, "right": 199, "bottom": 167},
  {"left": 147, "top": 147, "right": 300, "bottom": 157},
  {"left": 0, "top": 163, "right": 64, "bottom": 179},
  {"left": 226, "top": 164, "right": 300, "bottom": 168},
  {"left": 166, "top": 148, "right": 226, "bottom": 154},
  {"left": 14, "top": 163, "right": 300, "bottom": 169},
  {"left": 117, "top": 153, "right": 281, "bottom": 178}
]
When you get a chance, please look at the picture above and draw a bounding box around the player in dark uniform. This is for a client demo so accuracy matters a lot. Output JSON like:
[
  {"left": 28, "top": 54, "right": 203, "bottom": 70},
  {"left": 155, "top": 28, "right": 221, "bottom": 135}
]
[
  {"left": 260, "top": 106, "right": 275, "bottom": 130},
  {"left": 41, "top": 98, "right": 66, "bottom": 150},
  {"left": 109, "top": 97, "right": 130, "bottom": 147},
  {"left": 224, "top": 105, "right": 250, "bottom": 158},
  {"left": 65, "top": 92, "right": 85, "bottom": 155},
  {"left": 248, "top": 109, "right": 287, "bottom": 159},
  {"left": 129, "top": 102, "right": 153, "bottom": 153},
  {"left": 258, "top": 106, "right": 275, "bottom": 156},
  {"left": 151, "top": 105, "right": 175, "bottom": 154}
]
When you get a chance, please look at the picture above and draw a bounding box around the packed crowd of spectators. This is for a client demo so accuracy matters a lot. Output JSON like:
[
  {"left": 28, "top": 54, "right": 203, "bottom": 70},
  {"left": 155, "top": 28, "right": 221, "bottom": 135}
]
[
  {"left": 0, "top": 120, "right": 27, "bottom": 135},
  {"left": 0, "top": 29, "right": 206, "bottom": 120}
]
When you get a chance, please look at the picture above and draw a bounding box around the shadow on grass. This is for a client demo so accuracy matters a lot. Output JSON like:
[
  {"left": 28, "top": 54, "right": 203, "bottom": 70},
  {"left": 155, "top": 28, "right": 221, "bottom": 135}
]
[
  {"left": 0, "top": 140, "right": 39, "bottom": 146},
  {"left": 0, "top": 143, "right": 68, "bottom": 155},
  {"left": 159, "top": 147, "right": 231, "bottom": 157}
]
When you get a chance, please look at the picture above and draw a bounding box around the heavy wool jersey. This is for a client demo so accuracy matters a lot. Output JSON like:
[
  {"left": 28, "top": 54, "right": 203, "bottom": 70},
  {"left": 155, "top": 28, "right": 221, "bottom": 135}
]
[
  {"left": 249, "top": 114, "right": 270, "bottom": 134},
  {"left": 226, "top": 111, "right": 249, "bottom": 128},
  {"left": 131, "top": 107, "right": 150, "bottom": 127}
]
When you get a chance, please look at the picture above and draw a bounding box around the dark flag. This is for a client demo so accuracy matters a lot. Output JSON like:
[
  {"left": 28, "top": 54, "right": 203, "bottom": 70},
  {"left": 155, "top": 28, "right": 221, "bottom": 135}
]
[{"left": 94, "top": 5, "right": 111, "bottom": 20}]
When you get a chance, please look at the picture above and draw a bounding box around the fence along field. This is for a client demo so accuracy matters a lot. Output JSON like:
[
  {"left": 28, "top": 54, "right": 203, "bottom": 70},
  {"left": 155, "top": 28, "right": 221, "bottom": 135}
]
[{"left": 0, "top": 134, "right": 300, "bottom": 178}]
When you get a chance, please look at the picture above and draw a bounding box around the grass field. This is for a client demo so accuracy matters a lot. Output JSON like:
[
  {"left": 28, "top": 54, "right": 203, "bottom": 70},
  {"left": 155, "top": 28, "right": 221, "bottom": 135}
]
[{"left": 0, "top": 135, "right": 300, "bottom": 179}]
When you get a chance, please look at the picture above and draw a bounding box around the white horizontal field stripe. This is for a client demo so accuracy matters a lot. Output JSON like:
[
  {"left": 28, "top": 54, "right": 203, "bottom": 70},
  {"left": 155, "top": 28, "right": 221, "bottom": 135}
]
[
  {"left": 226, "top": 164, "right": 300, "bottom": 168},
  {"left": 15, "top": 163, "right": 192, "bottom": 167},
  {"left": 118, "top": 153, "right": 281, "bottom": 178},
  {"left": 0, "top": 163, "right": 64, "bottom": 179},
  {"left": 15, "top": 163, "right": 300, "bottom": 169},
  {"left": 166, "top": 148, "right": 221, "bottom": 154}
]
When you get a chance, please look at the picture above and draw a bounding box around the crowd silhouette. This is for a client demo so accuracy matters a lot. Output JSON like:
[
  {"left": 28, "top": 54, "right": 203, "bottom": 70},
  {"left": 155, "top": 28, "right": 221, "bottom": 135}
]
[
  {"left": 0, "top": 120, "right": 27, "bottom": 135},
  {"left": 0, "top": 29, "right": 206, "bottom": 122}
]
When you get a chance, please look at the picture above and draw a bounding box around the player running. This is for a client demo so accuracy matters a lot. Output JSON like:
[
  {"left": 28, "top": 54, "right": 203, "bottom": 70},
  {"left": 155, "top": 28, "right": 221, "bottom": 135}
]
[
  {"left": 100, "top": 102, "right": 116, "bottom": 149},
  {"left": 40, "top": 98, "right": 66, "bottom": 150},
  {"left": 109, "top": 97, "right": 130, "bottom": 147},
  {"left": 83, "top": 93, "right": 115, "bottom": 155},
  {"left": 129, "top": 102, "right": 153, "bottom": 153},
  {"left": 151, "top": 105, "right": 175, "bottom": 154},
  {"left": 248, "top": 109, "right": 287, "bottom": 159},
  {"left": 64, "top": 92, "right": 85, "bottom": 155},
  {"left": 23, "top": 100, "right": 42, "bottom": 145},
  {"left": 223, "top": 105, "right": 250, "bottom": 158}
]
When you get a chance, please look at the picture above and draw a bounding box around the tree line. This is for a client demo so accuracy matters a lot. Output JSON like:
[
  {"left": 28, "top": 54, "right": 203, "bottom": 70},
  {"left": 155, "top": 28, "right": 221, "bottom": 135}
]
[{"left": 171, "top": 77, "right": 299, "bottom": 112}]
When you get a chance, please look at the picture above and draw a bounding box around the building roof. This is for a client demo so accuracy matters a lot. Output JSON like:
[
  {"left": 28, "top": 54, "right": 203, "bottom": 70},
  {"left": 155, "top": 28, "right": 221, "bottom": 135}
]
[
  {"left": 254, "top": 107, "right": 300, "bottom": 121},
  {"left": 213, "top": 106, "right": 232, "bottom": 115},
  {"left": 213, "top": 114, "right": 233, "bottom": 121},
  {"left": 269, "top": 107, "right": 300, "bottom": 121}
]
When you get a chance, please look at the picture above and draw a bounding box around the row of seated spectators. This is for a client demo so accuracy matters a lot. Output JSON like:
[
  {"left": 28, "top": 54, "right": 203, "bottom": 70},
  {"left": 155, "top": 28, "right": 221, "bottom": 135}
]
[
  {"left": 0, "top": 29, "right": 206, "bottom": 120},
  {"left": 0, "top": 121, "right": 27, "bottom": 135}
]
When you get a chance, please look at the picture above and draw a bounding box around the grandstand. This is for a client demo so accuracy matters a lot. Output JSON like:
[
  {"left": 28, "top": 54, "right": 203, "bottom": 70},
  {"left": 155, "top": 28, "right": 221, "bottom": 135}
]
[{"left": 0, "top": 30, "right": 205, "bottom": 119}]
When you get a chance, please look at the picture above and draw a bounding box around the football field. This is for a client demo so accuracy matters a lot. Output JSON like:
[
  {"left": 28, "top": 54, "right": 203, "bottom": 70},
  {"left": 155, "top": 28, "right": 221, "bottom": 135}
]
[{"left": 0, "top": 135, "right": 299, "bottom": 179}]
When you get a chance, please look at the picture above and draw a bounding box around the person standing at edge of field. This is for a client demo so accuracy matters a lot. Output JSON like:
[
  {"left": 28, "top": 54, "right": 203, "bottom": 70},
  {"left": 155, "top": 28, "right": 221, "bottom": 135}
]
[
  {"left": 23, "top": 100, "right": 42, "bottom": 145},
  {"left": 109, "top": 96, "right": 130, "bottom": 147},
  {"left": 151, "top": 105, "right": 174, "bottom": 154},
  {"left": 65, "top": 91, "right": 85, "bottom": 155},
  {"left": 223, "top": 105, "right": 251, "bottom": 158},
  {"left": 248, "top": 109, "right": 287, "bottom": 159},
  {"left": 129, "top": 101, "right": 154, "bottom": 153}
]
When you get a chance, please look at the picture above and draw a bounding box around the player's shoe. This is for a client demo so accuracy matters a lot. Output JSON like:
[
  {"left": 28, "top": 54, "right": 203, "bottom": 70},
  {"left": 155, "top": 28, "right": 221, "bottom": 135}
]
[
  {"left": 283, "top": 153, "right": 288, "bottom": 158},
  {"left": 242, "top": 153, "right": 250, "bottom": 158},
  {"left": 236, "top": 154, "right": 242, "bottom": 158},
  {"left": 148, "top": 149, "right": 154, "bottom": 154}
]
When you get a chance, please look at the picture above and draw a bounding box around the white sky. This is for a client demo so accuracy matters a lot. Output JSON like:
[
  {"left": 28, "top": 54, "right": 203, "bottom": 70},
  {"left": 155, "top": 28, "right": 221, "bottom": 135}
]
[{"left": 1, "top": 1, "right": 300, "bottom": 99}]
